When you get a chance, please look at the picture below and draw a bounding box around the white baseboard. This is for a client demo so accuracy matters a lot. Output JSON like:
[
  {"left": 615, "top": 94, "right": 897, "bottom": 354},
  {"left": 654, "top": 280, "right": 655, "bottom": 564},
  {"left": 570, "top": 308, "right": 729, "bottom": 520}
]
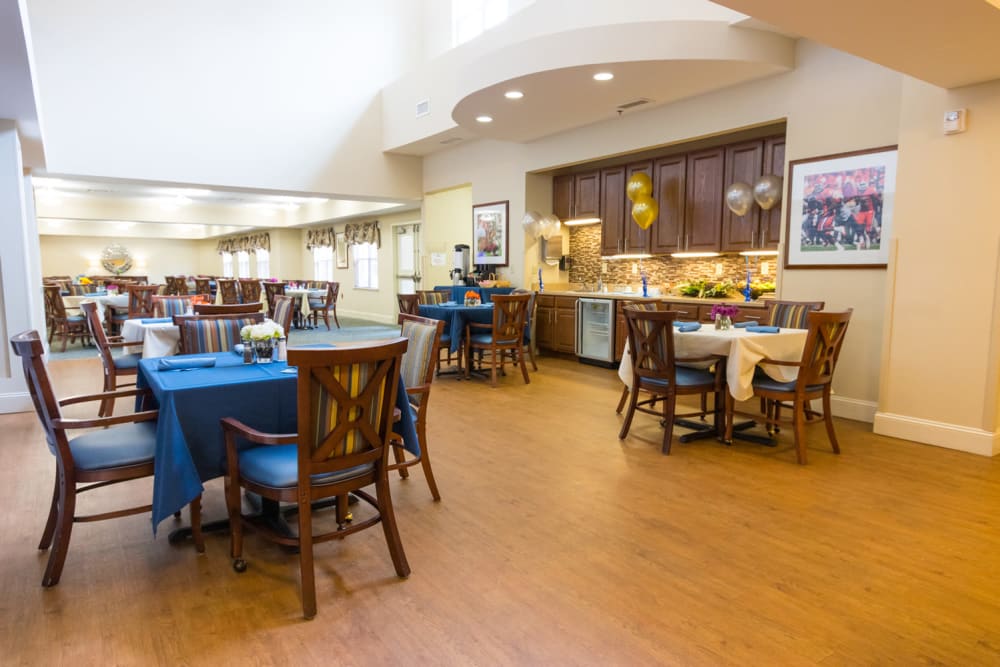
[
  {"left": 873, "top": 412, "right": 999, "bottom": 457},
  {"left": 338, "top": 309, "right": 396, "bottom": 325},
  {"left": 830, "top": 396, "right": 877, "bottom": 423},
  {"left": 0, "top": 391, "right": 33, "bottom": 414}
]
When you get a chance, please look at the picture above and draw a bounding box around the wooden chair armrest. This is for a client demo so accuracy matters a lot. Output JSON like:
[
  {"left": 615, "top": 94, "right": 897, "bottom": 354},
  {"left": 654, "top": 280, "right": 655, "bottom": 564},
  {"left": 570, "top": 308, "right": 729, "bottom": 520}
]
[
  {"left": 219, "top": 417, "right": 296, "bottom": 446},
  {"left": 59, "top": 387, "right": 151, "bottom": 406},
  {"left": 406, "top": 384, "right": 431, "bottom": 400},
  {"left": 467, "top": 322, "right": 493, "bottom": 332},
  {"left": 53, "top": 409, "right": 159, "bottom": 430}
]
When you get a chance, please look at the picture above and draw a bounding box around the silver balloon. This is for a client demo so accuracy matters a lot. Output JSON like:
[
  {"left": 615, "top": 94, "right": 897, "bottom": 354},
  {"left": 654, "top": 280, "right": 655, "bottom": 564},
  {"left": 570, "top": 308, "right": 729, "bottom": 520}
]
[
  {"left": 725, "top": 182, "right": 753, "bottom": 217},
  {"left": 540, "top": 214, "right": 561, "bottom": 240},
  {"left": 753, "top": 175, "right": 783, "bottom": 210},
  {"left": 521, "top": 210, "right": 542, "bottom": 238}
]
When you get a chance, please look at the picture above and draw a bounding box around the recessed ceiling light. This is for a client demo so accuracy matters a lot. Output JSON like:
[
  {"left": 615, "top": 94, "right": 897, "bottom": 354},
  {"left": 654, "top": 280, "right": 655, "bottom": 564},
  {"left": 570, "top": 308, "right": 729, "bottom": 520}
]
[
  {"left": 476, "top": 115, "right": 493, "bottom": 123},
  {"left": 593, "top": 72, "right": 614, "bottom": 81},
  {"left": 504, "top": 90, "right": 524, "bottom": 100}
]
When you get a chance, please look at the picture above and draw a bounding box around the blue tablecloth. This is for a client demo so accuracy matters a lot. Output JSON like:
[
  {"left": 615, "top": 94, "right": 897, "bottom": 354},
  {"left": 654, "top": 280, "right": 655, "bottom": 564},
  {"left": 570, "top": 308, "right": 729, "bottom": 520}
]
[
  {"left": 137, "top": 350, "right": 419, "bottom": 532},
  {"left": 419, "top": 303, "right": 495, "bottom": 353},
  {"left": 433, "top": 285, "right": 514, "bottom": 304}
]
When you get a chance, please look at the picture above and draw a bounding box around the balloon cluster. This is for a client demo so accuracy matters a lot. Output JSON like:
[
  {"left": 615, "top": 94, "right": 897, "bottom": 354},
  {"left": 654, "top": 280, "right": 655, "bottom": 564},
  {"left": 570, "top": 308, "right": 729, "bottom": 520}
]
[
  {"left": 626, "top": 173, "right": 657, "bottom": 229},
  {"left": 522, "top": 211, "right": 560, "bottom": 239},
  {"left": 725, "top": 175, "right": 783, "bottom": 217}
]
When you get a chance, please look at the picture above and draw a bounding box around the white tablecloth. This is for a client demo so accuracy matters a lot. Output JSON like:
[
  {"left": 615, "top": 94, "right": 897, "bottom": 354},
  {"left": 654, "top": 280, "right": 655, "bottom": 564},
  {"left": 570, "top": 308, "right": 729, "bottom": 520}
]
[
  {"left": 121, "top": 319, "right": 180, "bottom": 358},
  {"left": 618, "top": 326, "right": 809, "bottom": 401},
  {"left": 285, "top": 289, "right": 325, "bottom": 318},
  {"left": 64, "top": 294, "right": 128, "bottom": 318}
]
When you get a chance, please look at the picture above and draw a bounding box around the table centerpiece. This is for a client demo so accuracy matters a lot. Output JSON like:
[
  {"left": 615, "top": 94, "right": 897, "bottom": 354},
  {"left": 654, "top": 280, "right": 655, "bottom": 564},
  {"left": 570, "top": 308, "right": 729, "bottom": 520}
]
[{"left": 241, "top": 320, "right": 285, "bottom": 363}]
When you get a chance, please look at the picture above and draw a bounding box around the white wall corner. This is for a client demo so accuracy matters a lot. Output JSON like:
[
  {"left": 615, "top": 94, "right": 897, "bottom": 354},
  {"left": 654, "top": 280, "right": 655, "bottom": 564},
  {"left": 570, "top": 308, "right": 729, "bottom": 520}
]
[
  {"left": 873, "top": 412, "right": 1000, "bottom": 457},
  {"left": 831, "top": 396, "right": 878, "bottom": 423},
  {"left": 0, "top": 390, "right": 33, "bottom": 414}
]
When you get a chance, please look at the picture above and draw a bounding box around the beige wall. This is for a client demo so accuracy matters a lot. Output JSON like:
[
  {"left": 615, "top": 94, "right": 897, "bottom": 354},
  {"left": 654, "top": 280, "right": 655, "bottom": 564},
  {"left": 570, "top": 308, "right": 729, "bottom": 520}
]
[
  {"left": 423, "top": 185, "right": 472, "bottom": 289},
  {"left": 39, "top": 235, "right": 213, "bottom": 283}
]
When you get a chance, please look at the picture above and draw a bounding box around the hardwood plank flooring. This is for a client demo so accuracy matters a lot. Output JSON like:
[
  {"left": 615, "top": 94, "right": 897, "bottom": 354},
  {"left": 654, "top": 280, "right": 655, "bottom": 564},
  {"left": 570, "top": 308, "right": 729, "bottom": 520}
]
[{"left": 2, "top": 355, "right": 1000, "bottom": 665}]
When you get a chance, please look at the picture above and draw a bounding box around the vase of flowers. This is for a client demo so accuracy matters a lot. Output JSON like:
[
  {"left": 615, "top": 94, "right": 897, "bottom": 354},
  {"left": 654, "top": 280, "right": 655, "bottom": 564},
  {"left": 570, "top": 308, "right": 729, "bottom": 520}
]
[
  {"left": 240, "top": 320, "right": 285, "bottom": 363},
  {"left": 711, "top": 304, "right": 739, "bottom": 330},
  {"left": 464, "top": 290, "right": 481, "bottom": 306}
]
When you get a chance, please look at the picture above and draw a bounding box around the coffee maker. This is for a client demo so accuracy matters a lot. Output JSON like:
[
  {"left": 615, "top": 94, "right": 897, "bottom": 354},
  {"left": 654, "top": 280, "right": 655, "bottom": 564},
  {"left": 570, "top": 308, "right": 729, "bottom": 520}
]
[{"left": 451, "top": 244, "right": 470, "bottom": 285}]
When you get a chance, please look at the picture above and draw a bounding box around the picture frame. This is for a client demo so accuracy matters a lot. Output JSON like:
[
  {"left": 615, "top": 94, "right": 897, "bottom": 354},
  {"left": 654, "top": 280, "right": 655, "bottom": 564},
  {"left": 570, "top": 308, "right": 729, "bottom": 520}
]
[
  {"left": 335, "top": 232, "right": 349, "bottom": 269},
  {"left": 784, "top": 145, "right": 898, "bottom": 269},
  {"left": 472, "top": 200, "right": 509, "bottom": 267}
]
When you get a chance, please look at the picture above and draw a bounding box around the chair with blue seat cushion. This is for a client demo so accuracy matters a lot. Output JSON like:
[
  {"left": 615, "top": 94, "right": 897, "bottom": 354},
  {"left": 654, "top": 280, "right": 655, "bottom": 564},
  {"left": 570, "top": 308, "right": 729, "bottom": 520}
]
[
  {"left": 220, "top": 338, "right": 410, "bottom": 619},
  {"left": 619, "top": 307, "right": 723, "bottom": 455},
  {"left": 270, "top": 295, "right": 295, "bottom": 336},
  {"left": 152, "top": 295, "right": 193, "bottom": 318},
  {"left": 127, "top": 284, "right": 161, "bottom": 319},
  {"left": 43, "top": 284, "right": 90, "bottom": 352},
  {"left": 81, "top": 301, "right": 142, "bottom": 417},
  {"left": 510, "top": 288, "right": 538, "bottom": 372},
  {"left": 389, "top": 313, "right": 445, "bottom": 500},
  {"left": 178, "top": 314, "right": 264, "bottom": 354},
  {"left": 9, "top": 330, "right": 203, "bottom": 587},
  {"left": 614, "top": 300, "right": 663, "bottom": 414},
  {"left": 724, "top": 309, "right": 852, "bottom": 464},
  {"left": 308, "top": 281, "right": 340, "bottom": 330},
  {"left": 465, "top": 292, "right": 531, "bottom": 387},
  {"left": 766, "top": 300, "right": 825, "bottom": 329}
]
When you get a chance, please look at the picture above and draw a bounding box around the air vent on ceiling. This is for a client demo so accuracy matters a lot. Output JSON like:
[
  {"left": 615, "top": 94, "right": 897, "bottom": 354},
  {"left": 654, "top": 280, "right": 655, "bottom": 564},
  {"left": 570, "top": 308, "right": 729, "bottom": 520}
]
[
  {"left": 439, "top": 137, "right": 463, "bottom": 145},
  {"left": 616, "top": 98, "right": 652, "bottom": 112},
  {"left": 415, "top": 99, "right": 430, "bottom": 117}
]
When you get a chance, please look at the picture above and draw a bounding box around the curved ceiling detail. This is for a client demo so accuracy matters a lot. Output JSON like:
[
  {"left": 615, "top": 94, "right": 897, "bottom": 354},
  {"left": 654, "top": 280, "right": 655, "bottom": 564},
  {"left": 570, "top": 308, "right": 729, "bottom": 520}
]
[{"left": 452, "top": 20, "right": 795, "bottom": 143}]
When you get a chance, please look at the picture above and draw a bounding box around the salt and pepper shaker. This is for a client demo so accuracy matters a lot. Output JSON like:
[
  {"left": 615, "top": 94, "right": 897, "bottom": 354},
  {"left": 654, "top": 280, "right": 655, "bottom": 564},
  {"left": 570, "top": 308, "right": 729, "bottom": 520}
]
[
  {"left": 242, "top": 338, "right": 253, "bottom": 364},
  {"left": 276, "top": 336, "right": 287, "bottom": 362}
]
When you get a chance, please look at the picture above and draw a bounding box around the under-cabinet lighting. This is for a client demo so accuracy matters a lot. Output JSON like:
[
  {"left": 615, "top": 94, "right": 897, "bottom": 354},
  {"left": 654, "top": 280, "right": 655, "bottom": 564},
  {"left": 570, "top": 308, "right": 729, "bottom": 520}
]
[
  {"left": 562, "top": 217, "right": 601, "bottom": 226},
  {"left": 738, "top": 249, "right": 779, "bottom": 256},
  {"left": 670, "top": 251, "right": 722, "bottom": 258},
  {"left": 603, "top": 253, "right": 653, "bottom": 260}
]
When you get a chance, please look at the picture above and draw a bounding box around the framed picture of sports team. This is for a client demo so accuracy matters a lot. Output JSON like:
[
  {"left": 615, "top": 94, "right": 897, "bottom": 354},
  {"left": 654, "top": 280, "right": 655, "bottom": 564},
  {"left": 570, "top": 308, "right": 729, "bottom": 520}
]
[{"left": 784, "top": 145, "right": 898, "bottom": 269}]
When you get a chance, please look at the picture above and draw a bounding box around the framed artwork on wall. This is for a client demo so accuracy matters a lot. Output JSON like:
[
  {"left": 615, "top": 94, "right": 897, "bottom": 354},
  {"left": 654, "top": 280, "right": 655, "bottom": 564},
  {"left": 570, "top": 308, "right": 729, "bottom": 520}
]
[
  {"left": 784, "top": 145, "right": 897, "bottom": 269},
  {"left": 335, "top": 232, "right": 349, "bottom": 269},
  {"left": 472, "top": 200, "right": 509, "bottom": 267}
]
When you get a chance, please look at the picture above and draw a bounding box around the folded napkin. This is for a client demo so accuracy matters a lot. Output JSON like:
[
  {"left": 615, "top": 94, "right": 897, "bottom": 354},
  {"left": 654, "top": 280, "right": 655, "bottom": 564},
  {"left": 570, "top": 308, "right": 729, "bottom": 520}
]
[
  {"left": 233, "top": 344, "right": 245, "bottom": 355},
  {"left": 676, "top": 323, "right": 701, "bottom": 332},
  {"left": 141, "top": 317, "right": 174, "bottom": 324},
  {"left": 734, "top": 321, "right": 756, "bottom": 328},
  {"left": 745, "top": 325, "right": 780, "bottom": 334},
  {"left": 673, "top": 320, "right": 699, "bottom": 327},
  {"left": 157, "top": 357, "right": 217, "bottom": 370}
]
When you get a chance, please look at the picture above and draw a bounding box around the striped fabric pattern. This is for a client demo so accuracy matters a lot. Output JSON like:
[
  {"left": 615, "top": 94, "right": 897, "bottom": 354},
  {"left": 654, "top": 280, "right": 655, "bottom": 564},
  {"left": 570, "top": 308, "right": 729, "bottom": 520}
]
[
  {"left": 768, "top": 303, "right": 813, "bottom": 329},
  {"left": 154, "top": 297, "right": 191, "bottom": 317},
  {"left": 182, "top": 318, "right": 250, "bottom": 353},
  {"left": 633, "top": 318, "right": 670, "bottom": 372},
  {"left": 310, "top": 362, "right": 386, "bottom": 458},
  {"left": 400, "top": 320, "right": 436, "bottom": 405},
  {"left": 272, "top": 298, "right": 294, "bottom": 334},
  {"left": 417, "top": 291, "right": 443, "bottom": 305}
]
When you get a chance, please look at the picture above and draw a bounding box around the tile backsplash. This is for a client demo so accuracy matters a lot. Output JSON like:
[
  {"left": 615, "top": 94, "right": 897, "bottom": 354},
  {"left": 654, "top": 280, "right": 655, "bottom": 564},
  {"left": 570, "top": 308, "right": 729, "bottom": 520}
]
[{"left": 566, "top": 225, "right": 776, "bottom": 290}]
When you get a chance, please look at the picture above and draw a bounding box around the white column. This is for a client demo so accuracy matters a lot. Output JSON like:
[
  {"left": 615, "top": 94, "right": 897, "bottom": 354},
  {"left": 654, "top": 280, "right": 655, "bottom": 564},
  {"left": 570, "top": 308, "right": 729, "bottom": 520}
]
[{"left": 0, "top": 120, "right": 46, "bottom": 413}]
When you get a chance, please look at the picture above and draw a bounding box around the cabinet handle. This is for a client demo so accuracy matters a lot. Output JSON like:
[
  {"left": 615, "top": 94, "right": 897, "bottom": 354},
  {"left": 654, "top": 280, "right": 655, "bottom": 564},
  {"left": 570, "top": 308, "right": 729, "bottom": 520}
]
[
  {"left": 677, "top": 232, "right": 682, "bottom": 250},
  {"left": 686, "top": 234, "right": 690, "bottom": 250},
  {"left": 751, "top": 229, "right": 755, "bottom": 248}
]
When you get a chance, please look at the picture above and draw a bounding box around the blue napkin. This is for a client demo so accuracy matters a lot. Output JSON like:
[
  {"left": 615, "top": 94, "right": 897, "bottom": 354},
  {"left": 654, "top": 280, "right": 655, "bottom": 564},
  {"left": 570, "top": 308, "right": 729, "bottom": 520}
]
[
  {"left": 673, "top": 320, "right": 699, "bottom": 327},
  {"left": 676, "top": 323, "right": 701, "bottom": 332},
  {"left": 745, "top": 325, "right": 780, "bottom": 334},
  {"left": 157, "top": 357, "right": 217, "bottom": 370},
  {"left": 141, "top": 317, "right": 173, "bottom": 324}
]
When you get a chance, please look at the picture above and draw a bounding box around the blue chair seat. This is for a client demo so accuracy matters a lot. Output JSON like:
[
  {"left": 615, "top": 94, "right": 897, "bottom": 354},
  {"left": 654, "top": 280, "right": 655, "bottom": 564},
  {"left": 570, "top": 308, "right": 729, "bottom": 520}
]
[
  {"left": 111, "top": 312, "right": 129, "bottom": 321},
  {"left": 641, "top": 366, "right": 716, "bottom": 389},
  {"left": 112, "top": 353, "right": 142, "bottom": 370},
  {"left": 752, "top": 376, "right": 825, "bottom": 393},
  {"left": 238, "top": 444, "right": 374, "bottom": 488},
  {"left": 68, "top": 421, "right": 157, "bottom": 470},
  {"left": 468, "top": 333, "right": 519, "bottom": 346},
  {"left": 66, "top": 315, "right": 86, "bottom": 323},
  {"left": 308, "top": 299, "right": 325, "bottom": 309}
]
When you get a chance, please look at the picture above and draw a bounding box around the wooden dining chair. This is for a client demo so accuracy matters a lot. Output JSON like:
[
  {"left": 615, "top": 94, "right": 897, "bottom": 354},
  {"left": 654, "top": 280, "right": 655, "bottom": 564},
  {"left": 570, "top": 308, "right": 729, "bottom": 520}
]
[
  {"left": 465, "top": 293, "right": 531, "bottom": 387},
  {"left": 194, "top": 277, "right": 213, "bottom": 297},
  {"left": 510, "top": 288, "right": 538, "bottom": 372},
  {"left": 416, "top": 290, "right": 444, "bottom": 305},
  {"left": 309, "top": 281, "right": 340, "bottom": 330},
  {"left": 152, "top": 295, "right": 193, "bottom": 318},
  {"left": 389, "top": 313, "right": 445, "bottom": 500},
  {"left": 165, "top": 276, "right": 190, "bottom": 296},
  {"left": 397, "top": 293, "right": 420, "bottom": 315},
  {"left": 271, "top": 295, "right": 295, "bottom": 336},
  {"left": 42, "top": 284, "right": 89, "bottom": 352},
  {"left": 614, "top": 300, "right": 663, "bottom": 414},
  {"left": 81, "top": 302, "right": 142, "bottom": 417},
  {"left": 216, "top": 279, "right": 240, "bottom": 304},
  {"left": 619, "top": 308, "right": 724, "bottom": 455},
  {"left": 10, "top": 330, "right": 203, "bottom": 587},
  {"left": 239, "top": 279, "right": 262, "bottom": 305},
  {"left": 765, "top": 300, "right": 826, "bottom": 329},
  {"left": 193, "top": 302, "right": 261, "bottom": 316},
  {"left": 221, "top": 338, "right": 410, "bottom": 619},
  {"left": 177, "top": 314, "right": 264, "bottom": 354},
  {"left": 262, "top": 281, "right": 287, "bottom": 319},
  {"left": 724, "top": 309, "right": 853, "bottom": 465},
  {"left": 127, "top": 284, "right": 161, "bottom": 319}
]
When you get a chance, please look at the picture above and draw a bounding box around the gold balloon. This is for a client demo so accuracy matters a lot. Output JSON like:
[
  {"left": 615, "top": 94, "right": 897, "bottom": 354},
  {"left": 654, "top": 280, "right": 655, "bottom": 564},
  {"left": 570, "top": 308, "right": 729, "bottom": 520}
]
[
  {"left": 631, "top": 195, "right": 658, "bottom": 229},
  {"left": 626, "top": 172, "right": 653, "bottom": 201}
]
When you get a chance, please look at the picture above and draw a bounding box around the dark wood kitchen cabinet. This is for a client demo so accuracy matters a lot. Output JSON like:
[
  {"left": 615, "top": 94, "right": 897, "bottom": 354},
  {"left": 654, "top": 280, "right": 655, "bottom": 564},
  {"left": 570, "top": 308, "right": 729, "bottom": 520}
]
[
  {"left": 599, "top": 166, "right": 626, "bottom": 256},
  {"left": 682, "top": 148, "right": 725, "bottom": 253},
  {"left": 759, "top": 137, "right": 785, "bottom": 249},
  {"left": 554, "top": 172, "right": 599, "bottom": 221},
  {"left": 536, "top": 295, "right": 577, "bottom": 354},
  {"left": 649, "top": 154, "right": 687, "bottom": 255},
  {"left": 720, "top": 136, "right": 784, "bottom": 252}
]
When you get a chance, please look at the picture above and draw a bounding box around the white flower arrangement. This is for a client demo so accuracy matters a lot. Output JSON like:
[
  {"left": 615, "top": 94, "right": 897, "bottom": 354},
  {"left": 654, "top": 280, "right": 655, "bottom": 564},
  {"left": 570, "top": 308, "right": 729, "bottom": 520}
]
[{"left": 241, "top": 319, "right": 284, "bottom": 341}]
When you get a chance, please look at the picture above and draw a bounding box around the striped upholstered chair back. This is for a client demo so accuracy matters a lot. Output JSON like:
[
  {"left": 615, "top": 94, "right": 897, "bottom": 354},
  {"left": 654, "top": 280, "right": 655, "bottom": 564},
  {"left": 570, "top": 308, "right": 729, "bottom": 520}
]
[
  {"left": 398, "top": 314, "right": 444, "bottom": 406},
  {"left": 180, "top": 315, "right": 264, "bottom": 354},
  {"left": 766, "top": 300, "right": 825, "bottom": 329},
  {"left": 153, "top": 296, "right": 192, "bottom": 318},
  {"left": 416, "top": 290, "right": 444, "bottom": 305},
  {"left": 271, "top": 295, "right": 295, "bottom": 336}
]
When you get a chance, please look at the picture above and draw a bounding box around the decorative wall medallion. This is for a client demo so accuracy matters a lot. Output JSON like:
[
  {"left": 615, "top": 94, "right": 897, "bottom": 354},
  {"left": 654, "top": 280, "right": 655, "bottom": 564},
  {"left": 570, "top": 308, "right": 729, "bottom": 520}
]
[{"left": 101, "top": 243, "right": 133, "bottom": 275}]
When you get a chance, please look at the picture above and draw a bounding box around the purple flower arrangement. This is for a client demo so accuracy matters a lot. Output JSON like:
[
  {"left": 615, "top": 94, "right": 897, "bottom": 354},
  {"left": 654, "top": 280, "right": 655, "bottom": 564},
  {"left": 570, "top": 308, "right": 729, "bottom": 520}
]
[{"left": 710, "top": 304, "right": 740, "bottom": 320}]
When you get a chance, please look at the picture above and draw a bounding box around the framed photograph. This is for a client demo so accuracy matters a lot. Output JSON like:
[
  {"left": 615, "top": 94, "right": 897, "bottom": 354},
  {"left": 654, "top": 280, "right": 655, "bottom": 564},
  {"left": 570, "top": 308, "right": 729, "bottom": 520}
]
[
  {"left": 335, "top": 232, "right": 349, "bottom": 269},
  {"left": 784, "top": 145, "right": 897, "bottom": 269},
  {"left": 472, "top": 200, "right": 509, "bottom": 267}
]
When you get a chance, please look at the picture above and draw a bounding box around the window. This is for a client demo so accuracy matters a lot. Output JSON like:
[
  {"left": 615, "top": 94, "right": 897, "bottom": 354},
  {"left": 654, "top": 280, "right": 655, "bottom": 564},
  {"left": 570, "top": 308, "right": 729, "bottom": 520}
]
[
  {"left": 221, "top": 252, "right": 233, "bottom": 278},
  {"left": 255, "top": 249, "right": 270, "bottom": 279},
  {"left": 236, "top": 251, "right": 250, "bottom": 278},
  {"left": 353, "top": 242, "right": 378, "bottom": 290},
  {"left": 312, "top": 246, "right": 333, "bottom": 281},
  {"left": 452, "top": 0, "right": 508, "bottom": 46}
]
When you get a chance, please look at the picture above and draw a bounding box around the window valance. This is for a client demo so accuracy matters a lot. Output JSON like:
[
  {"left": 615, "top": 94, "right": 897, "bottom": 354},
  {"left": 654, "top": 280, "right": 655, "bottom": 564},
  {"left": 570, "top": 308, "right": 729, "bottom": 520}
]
[
  {"left": 216, "top": 232, "right": 270, "bottom": 255},
  {"left": 305, "top": 227, "right": 336, "bottom": 250},
  {"left": 344, "top": 221, "right": 381, "bottom": 248}
]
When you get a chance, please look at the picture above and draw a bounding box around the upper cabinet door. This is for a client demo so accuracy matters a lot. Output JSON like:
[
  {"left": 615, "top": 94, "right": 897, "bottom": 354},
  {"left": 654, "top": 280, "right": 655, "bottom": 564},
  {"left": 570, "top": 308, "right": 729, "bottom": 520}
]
[
  {"left": 573, "top": 171, "right": 600, "bottom": 220},
  {"left": 684, "top": 148, "right": 724, "bottom": 252},
  {"left": 760, "top": 137, "right": 785, "bottom": 249},
  {"left": 553, "top": 174, "right": 575, "bottom": 220},
  {"left": 624, "top": 161, "right": 652, "bottom": 253},
  {"left": 650, "top": 154, "right": 686, "bottom": 255},
  {"left": 721, "top": 140, "right": 763, "bottom": 252},
  {"left": 600, "top": 166, "right": 625, "bottom": 256}
]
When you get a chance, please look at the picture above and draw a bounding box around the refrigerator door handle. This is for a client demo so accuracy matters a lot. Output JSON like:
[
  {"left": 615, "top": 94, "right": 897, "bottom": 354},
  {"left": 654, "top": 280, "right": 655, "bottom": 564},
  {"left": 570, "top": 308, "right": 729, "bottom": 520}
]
[{"left": 575, "top": 298, "right": 582, "bottom": 356}]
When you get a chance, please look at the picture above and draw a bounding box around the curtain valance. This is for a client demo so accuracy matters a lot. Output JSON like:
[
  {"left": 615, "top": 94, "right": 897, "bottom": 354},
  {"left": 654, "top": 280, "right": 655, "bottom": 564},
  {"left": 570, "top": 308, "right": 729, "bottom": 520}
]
[
  {"left": 343, "top": 221, "right": 381, "bottom": 248},
  {"left": 216, "top": 232, "right": 270, "bottom": 255},
  {"left": 305, "top": 227, "right": 336, "bottom": 250}
]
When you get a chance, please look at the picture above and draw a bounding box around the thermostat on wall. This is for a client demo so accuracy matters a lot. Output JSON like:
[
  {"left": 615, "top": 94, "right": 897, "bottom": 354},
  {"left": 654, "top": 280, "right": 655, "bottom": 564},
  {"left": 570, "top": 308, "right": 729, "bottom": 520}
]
[{"left": 943, "top": 109, "right": 967, "bottom": 134}]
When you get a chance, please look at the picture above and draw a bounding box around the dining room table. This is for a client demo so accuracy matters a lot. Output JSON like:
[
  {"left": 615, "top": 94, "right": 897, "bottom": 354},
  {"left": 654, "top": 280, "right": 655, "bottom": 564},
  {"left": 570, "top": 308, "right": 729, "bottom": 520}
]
[
  {"left": 418, "top": 301, "right": 495, "bottom": 355},
  {"left": 136, "top": 349, "right": 419, "bottom": 534},
  {"left": 121, "top": 317, "right": 180, "bottom": 358},
  {"left": 64, "top": 293, "right": 128, "bottom": 319}
]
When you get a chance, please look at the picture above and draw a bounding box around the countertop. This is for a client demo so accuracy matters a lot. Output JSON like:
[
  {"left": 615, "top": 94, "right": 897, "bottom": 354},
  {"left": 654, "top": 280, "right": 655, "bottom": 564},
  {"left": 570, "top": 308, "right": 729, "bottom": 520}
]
[{"left": 537, "top": 290, "right": 771, "bottom": 308}]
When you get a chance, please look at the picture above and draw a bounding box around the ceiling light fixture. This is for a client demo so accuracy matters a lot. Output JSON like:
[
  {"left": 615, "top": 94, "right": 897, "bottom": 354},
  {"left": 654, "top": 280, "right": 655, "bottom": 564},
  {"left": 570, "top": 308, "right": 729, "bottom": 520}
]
[
  {"left": 504, "top": 90, "right": 524, "bottom": 100},
  {"left": 475, "top": 115, "right": 493, "bottom": 123},
  {"left": 593, "top": 72, "right": 614, "bottom": 81}
]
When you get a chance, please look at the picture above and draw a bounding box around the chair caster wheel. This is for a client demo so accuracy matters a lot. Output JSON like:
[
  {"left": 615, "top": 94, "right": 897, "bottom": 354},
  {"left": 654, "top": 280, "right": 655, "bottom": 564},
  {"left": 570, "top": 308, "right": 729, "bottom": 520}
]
[{"left": 233, "top": 558, "right": 247, "bottom": 573}]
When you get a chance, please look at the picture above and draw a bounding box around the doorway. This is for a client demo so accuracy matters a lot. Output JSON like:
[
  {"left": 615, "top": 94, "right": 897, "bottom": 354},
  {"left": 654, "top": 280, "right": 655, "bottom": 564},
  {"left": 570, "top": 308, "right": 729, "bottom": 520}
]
[{"left": 393, "top": 222, "right": 421, "bottom": 294}]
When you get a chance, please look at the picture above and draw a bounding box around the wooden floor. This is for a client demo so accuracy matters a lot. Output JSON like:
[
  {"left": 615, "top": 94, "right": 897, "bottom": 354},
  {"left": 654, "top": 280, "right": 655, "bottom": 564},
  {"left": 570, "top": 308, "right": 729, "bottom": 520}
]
[{"left": 3, "top": 355, "right": 1000, "bottom": 666}]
